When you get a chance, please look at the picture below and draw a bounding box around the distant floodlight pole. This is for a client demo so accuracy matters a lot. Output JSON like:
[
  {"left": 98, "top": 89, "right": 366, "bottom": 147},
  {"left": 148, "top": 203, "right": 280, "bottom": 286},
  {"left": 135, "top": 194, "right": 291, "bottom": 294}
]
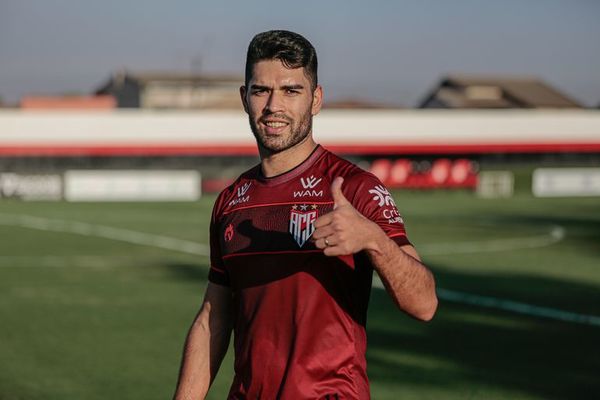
[{"left": 191, "top": 54, "right": 203, "bottom": 75}]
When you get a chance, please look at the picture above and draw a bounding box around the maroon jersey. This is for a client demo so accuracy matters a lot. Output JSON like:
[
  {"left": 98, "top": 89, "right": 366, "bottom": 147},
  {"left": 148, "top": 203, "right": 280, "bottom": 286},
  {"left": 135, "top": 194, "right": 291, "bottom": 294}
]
[{"left": 209, "top": 145, "right": 409, "bottom": 400}]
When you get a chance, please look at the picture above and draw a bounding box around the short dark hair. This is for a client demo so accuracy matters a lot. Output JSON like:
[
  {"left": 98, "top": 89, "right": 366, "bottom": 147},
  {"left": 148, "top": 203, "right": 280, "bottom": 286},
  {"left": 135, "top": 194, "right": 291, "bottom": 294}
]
[{"left": 245, "top": 30, "right": 318, "bottom": 89}]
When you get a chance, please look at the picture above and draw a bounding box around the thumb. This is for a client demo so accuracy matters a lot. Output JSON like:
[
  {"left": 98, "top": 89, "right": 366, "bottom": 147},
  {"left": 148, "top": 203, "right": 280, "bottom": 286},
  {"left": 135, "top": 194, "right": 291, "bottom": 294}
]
[{"left": 331, "top": 177, "right": 349, "bottom": 208}]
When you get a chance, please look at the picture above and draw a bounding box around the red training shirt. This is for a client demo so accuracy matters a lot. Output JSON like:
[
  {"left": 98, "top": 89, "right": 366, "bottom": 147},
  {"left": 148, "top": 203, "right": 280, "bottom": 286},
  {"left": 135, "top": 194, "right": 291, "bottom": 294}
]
[{"left": 209, "top": 145, "right": 410, "bottom": 399}]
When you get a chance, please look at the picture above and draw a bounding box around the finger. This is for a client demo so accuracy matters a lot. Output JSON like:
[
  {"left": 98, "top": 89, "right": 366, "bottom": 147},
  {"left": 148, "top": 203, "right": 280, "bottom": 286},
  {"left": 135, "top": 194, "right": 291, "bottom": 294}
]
[
  {"left": 314, "top": 213, "right": 334, "bottom": 229},
  {"left": 314, "top": 237, "right": 331, "bottom": 249},
  {"left": 312, "top": 225, "right": 335, "bottom": 240},
  {"left": 331, "top": 177, "right": 350, "bottom": 209},
  {"left": 323, "top": 246, "right": 337, "bottom": 256},
  {"left": 323, "top": 245, "right": 348, "bottom": 257}
]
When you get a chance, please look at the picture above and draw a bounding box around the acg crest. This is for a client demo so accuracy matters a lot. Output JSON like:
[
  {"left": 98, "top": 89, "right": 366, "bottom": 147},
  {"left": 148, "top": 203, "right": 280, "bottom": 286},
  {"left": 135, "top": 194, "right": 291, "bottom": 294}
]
[{"left": 289, "top": 204, "right": 318, "bottom": 247}]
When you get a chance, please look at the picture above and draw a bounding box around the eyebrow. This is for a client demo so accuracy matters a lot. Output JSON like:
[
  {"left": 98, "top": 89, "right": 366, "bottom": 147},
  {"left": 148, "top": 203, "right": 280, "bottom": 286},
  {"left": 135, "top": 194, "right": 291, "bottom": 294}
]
[
  {"left": 281, "top": 84, "right": 304, "bottom": 90},
  {"left": 250, "top": 84, "right": 270, "bottom": 90},
  {"left": 250, "top": 84, "right": 305, "bottom": 90}
]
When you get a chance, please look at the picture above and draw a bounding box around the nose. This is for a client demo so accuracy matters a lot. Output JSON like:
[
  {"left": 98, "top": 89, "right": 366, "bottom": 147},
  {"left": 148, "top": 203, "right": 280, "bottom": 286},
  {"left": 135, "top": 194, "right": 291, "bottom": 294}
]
[{"left": 265, "top": 90, "right": 285, "bottom": 114}]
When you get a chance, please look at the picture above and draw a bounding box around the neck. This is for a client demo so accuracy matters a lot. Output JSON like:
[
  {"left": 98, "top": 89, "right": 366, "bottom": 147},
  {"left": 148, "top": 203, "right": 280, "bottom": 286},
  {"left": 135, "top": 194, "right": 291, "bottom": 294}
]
[{"left": 260, "top": 135, "right": 318, "bottom": 178}]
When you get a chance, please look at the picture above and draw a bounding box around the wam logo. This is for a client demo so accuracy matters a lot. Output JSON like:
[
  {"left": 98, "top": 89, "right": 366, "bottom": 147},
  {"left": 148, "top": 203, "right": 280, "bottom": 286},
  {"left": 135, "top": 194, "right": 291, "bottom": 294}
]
[
  {"left": 294, "top": 175, "right": 323, "bottom": 198},
  {"left": 237, "top": 182, "right": 251, "bottom": 197},
  {"left": 229, "top": 182, "right": 251, "bottom": 207},
  {"left": 300, "top": 175, "right": 322, "bottom": 189}
]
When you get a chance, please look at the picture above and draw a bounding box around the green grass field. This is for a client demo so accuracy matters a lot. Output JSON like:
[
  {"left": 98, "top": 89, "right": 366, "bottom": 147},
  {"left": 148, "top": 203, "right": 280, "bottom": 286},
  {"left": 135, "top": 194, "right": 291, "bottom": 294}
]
[{"left": 0, "top": 191, "right": 599, "bottom": 400}]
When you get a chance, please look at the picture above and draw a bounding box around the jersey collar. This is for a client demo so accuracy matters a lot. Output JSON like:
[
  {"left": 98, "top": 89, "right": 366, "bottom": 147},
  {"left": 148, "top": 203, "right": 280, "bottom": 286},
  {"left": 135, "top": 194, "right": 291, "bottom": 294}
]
[{"left": 256, "top": 144, "right": 326, "bottom": 187}]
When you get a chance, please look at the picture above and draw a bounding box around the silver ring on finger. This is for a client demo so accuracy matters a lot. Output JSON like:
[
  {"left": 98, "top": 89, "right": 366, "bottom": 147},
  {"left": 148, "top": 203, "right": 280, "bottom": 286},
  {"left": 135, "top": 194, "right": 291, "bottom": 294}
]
[{"left": 324, "top": 238, "right": 330, "bottom": 247}]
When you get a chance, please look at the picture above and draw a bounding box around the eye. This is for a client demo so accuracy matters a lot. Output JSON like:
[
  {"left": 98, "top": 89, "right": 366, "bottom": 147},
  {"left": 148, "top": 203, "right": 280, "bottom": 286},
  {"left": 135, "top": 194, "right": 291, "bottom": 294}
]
[
  {"left": 251, "top": 88, "right": 268, "bottom": 95},
  {"left": 285, "top": 89, "right": 300, "bottom": 95}
]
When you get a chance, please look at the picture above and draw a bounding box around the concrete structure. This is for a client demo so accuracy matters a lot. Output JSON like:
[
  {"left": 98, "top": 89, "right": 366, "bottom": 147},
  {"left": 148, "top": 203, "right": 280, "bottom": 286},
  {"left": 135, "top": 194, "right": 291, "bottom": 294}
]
[
  {"left": 420, "top": 75, "right": 582, "bottom": 109},
  {"left": 20, "top": 95, "right": 116, "bottom": 110},
  {"left": 96, "top": 71, "right": 242, "bottom": 109}
]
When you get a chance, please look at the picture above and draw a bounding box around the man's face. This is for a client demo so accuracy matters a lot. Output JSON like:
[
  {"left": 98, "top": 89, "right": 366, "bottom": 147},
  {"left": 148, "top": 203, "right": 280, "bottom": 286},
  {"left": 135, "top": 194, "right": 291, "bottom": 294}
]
[{"left": 241, "top": 59, "right": 322, "bottom": 153}]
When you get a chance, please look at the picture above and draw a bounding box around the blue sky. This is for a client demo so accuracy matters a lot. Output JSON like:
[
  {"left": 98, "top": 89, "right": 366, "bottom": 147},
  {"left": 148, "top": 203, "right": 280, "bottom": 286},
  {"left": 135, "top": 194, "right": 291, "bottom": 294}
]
[{"left": 1, "top": 0, "right": 599, "bottom": 106}]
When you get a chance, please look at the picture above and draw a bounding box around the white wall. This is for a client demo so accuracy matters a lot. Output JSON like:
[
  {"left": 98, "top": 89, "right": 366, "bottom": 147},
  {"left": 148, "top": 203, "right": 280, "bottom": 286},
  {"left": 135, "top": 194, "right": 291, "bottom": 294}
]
[{"left": 1, "top": 110, "right": 599, "bottom": 154}]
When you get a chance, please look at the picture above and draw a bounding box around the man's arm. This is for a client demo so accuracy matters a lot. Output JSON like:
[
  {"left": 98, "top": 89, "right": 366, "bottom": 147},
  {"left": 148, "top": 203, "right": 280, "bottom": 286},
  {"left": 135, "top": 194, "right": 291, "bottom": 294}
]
[
  {"left": 313, "top": 177, "right": 437, "bottom": 321},
  {"left": 365, "top": 239, "right": 437, "bottom": 321},
  {"left": 173, "top": 282, "right": 233, "bottom": 400}
]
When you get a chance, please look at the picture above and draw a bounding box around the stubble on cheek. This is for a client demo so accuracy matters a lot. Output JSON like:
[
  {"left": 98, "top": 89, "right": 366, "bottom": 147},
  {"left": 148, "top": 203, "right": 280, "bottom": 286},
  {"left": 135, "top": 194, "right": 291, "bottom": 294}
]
[{"left": 249, "top": 111, "right": 312, "bottom": 153}]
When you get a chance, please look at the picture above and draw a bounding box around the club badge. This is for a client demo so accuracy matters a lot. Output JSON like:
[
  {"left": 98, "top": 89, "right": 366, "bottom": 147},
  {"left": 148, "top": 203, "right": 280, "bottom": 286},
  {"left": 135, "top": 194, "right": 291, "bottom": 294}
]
[{"left": 289, "top": 204, "right": 318, "bottom": 247}]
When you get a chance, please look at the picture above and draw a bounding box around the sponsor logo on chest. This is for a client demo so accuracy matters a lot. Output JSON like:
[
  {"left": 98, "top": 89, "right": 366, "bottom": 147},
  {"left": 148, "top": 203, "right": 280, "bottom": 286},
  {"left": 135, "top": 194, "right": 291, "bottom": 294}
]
[
  {"left": 289, "top": 204, "right": 318, "bottom": 247},
  {"left": 294, "top": 175, "right": 323, "bottom": 198},
  {"left": 229, "top": 182, "right": 251, "bottom": 207}
]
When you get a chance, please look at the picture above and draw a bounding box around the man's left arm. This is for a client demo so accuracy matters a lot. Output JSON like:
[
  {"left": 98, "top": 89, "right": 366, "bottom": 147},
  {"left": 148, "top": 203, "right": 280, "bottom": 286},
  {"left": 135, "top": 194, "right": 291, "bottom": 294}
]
[{"left": 313, "top": 177, "right": 437, "bottom": 321}]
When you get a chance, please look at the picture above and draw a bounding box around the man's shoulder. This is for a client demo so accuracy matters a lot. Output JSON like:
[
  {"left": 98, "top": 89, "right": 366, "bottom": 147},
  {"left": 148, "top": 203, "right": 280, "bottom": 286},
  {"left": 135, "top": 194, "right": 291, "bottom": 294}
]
[
  {"left": 319, "top": 147, "right": 387, "bottom": 204},
  {"left": 213, "top": 164, "right": 261, "bottom": 215},
  {"left": 320, "top": 147, "right": 378, "bottom": 185}
]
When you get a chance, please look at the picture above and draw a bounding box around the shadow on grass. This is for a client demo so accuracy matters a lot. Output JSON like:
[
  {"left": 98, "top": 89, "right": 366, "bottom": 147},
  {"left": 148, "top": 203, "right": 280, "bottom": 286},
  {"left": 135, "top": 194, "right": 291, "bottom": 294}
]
[
  {"left": 157, "top": 218, "right": 600, "bottom": 399},
  {"left": 494, "top": 213, "right": 600, "bottom": 252},
  {"left": 161, "top": 259, "right": 600, "bottom": 398},
  {"left": 367, "top": 266, "right": 600, "bottom": 399},
  {"left": 163, "top": 261, "right": 208, "bottom": 283}
]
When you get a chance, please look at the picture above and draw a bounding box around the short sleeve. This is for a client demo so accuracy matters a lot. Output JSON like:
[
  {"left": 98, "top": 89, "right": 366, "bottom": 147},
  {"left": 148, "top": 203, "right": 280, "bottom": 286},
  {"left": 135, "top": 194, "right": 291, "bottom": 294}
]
[
  {"left": 207, "top": 199, "right": 231, "bottom": 286},
  {"left": 345, "top": 172, "right": 411, "bottom": 247}
]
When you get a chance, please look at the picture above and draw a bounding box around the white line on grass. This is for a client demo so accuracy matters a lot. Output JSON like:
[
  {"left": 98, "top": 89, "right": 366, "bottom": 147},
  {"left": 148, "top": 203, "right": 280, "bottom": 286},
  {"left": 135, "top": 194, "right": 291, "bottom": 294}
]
[
  {"left": 373, "top": 278, "right": 600, "bottom": 327},
  {"left": 0, "top": 213, "right": 209, "bottom": 256},
  {"left": 419, "top": 225, "right": 565, "bottom": 255},
  {"left": 0, "top": 255, "right": 179, "bottom": 267},
  {"left": 1, "top": 213, "right": 597, "bottom": 327}
]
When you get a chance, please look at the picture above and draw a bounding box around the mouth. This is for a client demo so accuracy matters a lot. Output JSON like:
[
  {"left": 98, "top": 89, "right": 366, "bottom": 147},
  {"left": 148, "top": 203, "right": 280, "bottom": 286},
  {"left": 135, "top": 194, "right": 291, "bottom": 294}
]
[{"left": 261, "top": 118, "right": 290, "bottom": 134}]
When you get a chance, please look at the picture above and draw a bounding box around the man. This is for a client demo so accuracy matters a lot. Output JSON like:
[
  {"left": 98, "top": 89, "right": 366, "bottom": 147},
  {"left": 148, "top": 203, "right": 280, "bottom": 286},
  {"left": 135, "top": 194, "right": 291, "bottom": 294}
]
[{"left": 173, "top": 30, "right": 437, "bottom": 400}]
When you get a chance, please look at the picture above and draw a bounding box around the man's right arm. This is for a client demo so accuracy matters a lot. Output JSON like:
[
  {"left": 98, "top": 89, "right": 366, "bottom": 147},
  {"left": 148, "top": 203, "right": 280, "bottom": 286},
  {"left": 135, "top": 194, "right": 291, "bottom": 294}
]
[{"left": 173, "top": 282, "right": 233, "bottom": 400}]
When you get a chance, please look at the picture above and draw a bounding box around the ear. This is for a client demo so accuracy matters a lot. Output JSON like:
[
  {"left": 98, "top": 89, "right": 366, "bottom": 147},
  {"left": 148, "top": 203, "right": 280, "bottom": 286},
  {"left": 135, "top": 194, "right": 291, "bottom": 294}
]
[
  {"left": 311, "top": 84, "right": 323, "bottom": 116},
  {"left": 240, "top": 85, "right": 249, "bottom": 114}
]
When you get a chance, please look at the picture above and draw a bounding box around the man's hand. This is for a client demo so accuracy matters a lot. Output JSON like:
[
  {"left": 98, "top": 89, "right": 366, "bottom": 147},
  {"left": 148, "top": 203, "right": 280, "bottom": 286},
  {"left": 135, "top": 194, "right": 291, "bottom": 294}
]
[
  {"left": 313, "top": 177, "right": 437, "bottom": 320},
  {"left": 313, "top": 177, "right": 385, "bottom": 256}
]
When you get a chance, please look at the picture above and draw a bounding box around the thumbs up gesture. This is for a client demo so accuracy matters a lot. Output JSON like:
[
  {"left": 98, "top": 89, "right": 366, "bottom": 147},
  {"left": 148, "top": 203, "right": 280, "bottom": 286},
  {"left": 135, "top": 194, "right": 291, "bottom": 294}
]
[
  {"left": 330, "top": 176, "right": 350, "bottom": 209},
  {"left": 313, "top": 177, "right": 384, "bottom": 256}
]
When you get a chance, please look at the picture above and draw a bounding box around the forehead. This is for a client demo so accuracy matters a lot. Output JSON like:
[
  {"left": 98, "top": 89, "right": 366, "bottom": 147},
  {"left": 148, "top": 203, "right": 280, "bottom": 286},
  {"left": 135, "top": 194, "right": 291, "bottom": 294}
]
[{"left": 249, "top": 59, "right": 310, "bottom": 86}]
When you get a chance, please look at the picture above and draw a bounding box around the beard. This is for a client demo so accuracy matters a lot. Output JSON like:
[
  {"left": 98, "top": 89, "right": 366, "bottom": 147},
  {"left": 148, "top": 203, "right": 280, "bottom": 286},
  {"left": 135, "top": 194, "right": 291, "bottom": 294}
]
[{"left": 249, "top": 109, "right": 313, "bottom": 154}]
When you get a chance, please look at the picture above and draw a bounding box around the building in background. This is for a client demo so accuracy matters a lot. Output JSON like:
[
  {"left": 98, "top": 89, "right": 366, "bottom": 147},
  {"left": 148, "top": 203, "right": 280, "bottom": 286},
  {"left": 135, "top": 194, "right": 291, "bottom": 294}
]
[
  {"left": 20, "top": 95, "right": 116, "bottom": 110},
  {"left": 419, "top": 75, "right": 582, "bottom": 109},
  {"left": 95, "top": 70, "right": 242, "bottom": 109},
  {"left": 323, "top": 98, "right": 402, "bottom": 109}
]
